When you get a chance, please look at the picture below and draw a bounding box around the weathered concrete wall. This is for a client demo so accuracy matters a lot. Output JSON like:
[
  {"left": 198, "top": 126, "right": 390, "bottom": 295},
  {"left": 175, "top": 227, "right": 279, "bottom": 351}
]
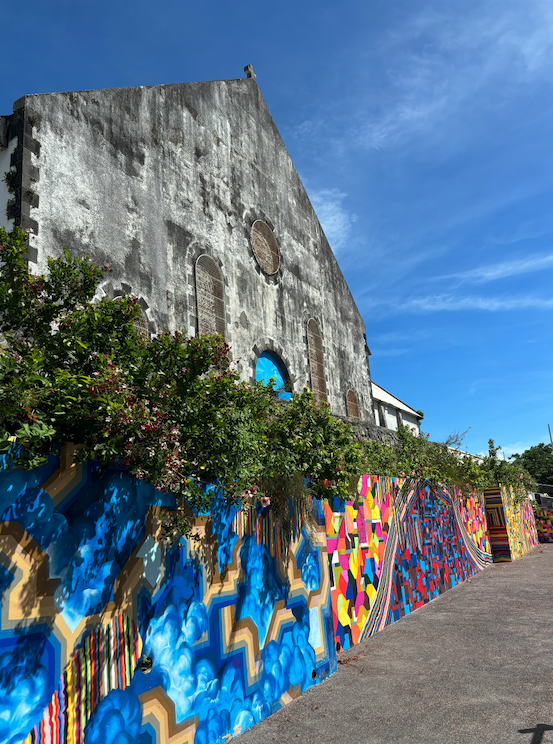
[
  {"left": 0, "top": 135, "right": 17, "bottom": 232},
  {"left": 7, "top": 79, "right": 375, "bottom": 420}
]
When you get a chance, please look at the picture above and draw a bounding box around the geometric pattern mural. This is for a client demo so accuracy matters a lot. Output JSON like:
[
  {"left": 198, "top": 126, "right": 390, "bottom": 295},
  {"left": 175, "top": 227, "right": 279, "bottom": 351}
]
[
  {"left": 0, "top": 449, "right": 334, "bottom": 744},
  {"left": 324, "top": 476, "right": 493, "bottom": 652},
  {"left": 534, "top": 505, "right": 553, "bottom": 542},
  {"left": 534, "top": 506, "right": 553, "bottom": 543},
  {"left": 483, "top": 487, "right": 538, "bottom": 561},
  {"left": 0, "top": 452, "right": 538, "bottom": 744}
]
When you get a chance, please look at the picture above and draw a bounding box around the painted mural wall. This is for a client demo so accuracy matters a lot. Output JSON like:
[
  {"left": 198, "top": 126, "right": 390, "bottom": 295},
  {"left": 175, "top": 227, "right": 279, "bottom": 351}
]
[
  {"left": 483, "top": 487, "right": 538, "bottom": 561},
  {"left": 533, "top": 507, "right": 553, "bottom": 543},
  {"left": 322, "top": 477, "right": 493, "bottom": 651},
  {"left": 0, "top": 453, "right": 536, "bottom": 744},
  {"left": 0, "top": 449, "right": 335, "bottom": 744}
]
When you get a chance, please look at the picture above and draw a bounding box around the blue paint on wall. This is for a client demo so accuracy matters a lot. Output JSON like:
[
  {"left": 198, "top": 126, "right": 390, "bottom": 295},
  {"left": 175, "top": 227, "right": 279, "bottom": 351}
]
[
  {"left": 0, "top": 636, "right": 53, "bottom": 744},
  {"left": 255, "top": 351, "right": 292, "bottom": 401},
  {"left": 0, "top": 456, "right": 336, "bottom": 744},
  {"left": 84, "top": 687, "right": 143, "bottom": 744}
]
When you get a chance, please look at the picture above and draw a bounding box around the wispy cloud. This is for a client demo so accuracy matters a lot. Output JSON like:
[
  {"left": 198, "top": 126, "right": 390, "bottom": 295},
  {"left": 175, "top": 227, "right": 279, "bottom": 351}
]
[
  {"left": 366, "top": 294, "right": 553, "bottom": 315},
  {"left": 307, "top": 187, "right": 357, "bottom": 254},
  {"left": 500, "top": 440, "right": 545, "bottom": 459},
  {"left": 439, "top": 253, "right": 553, "bottom": 285},
  {"left": 357, "top": 1, "right": 553, "bottom": 151},
  {"left": 370, "top": 347, "right": 410, "bottom": 358}
]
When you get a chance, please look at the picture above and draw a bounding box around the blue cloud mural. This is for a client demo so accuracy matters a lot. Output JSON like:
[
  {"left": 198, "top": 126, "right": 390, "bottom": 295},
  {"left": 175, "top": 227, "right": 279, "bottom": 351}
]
[
  {"left": 0, "top": 453, "right": 334, "bottom": 744},
  {"left": 84, "top": 687, "right": 142, "bottom": 744},
  {"left": 0, "top": 641, "right": 51, "bottom": 744}
]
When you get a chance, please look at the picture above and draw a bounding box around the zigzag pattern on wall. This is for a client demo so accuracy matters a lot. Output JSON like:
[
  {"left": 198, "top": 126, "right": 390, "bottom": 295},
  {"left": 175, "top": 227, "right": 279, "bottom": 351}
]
[
  {"left": 0, "top": 450, "right": 335, "bottom": 744},
  {"left": 0, "top": 452, "right": 539, "bottom": 744}
]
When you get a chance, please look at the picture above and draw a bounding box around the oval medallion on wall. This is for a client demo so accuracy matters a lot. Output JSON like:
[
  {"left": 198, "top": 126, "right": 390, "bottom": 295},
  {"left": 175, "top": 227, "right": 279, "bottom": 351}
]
[{"left": 251, "top": 220, "right": 280, "bottom": 275}]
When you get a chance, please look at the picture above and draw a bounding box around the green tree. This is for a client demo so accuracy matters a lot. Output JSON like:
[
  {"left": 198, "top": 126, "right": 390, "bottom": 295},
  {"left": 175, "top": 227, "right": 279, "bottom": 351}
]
[
  {"left": 510, "top": 443, "right": 553, "bottom": 486},
  {"left": 0, "top": 226, "right": 536, "bottom": 537}
]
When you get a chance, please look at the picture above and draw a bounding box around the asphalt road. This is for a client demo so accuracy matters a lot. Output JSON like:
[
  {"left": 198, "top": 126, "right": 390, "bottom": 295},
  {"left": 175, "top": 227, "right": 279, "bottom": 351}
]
[{"left": 234, "top": 543, "right": 553, "bottom": 744}]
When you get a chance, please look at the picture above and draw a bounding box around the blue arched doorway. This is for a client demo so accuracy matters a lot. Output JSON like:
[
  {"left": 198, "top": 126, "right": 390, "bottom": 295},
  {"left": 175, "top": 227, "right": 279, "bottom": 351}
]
[{"left": 255, "top": 351, "right": 292, "bottom": 400}]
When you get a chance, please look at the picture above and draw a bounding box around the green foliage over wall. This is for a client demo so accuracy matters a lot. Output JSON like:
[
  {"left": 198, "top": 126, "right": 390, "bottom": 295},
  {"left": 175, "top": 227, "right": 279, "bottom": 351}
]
[
  {"left": 510, "top": 442, "right": 553, "bottom": 487},
  {"left": 0, "top": 227, "right": 535, "bottom": 538},
  {"left": 0, "top": 227, "right": 362, "bottom": 537}
]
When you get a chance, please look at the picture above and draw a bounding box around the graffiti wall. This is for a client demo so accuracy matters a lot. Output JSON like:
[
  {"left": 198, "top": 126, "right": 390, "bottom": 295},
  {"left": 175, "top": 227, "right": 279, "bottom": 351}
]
[
  {"left": 0, "top": 449, "right": 335, "bottom": 744},
  {"left": 323, "top": 477, "right": 493, "bottom": 651},
  {"left": 483, "top": 487, "right": 538, "bottom": 561},
  {"left": 532, "top": 507, "right": 553, "bottom": 543}
]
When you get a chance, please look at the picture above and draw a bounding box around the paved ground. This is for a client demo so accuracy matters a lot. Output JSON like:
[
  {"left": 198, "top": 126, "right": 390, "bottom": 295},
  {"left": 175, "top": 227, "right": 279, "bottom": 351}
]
[{"left": 234, "top": 544, "right": 553, "bottom": 744}]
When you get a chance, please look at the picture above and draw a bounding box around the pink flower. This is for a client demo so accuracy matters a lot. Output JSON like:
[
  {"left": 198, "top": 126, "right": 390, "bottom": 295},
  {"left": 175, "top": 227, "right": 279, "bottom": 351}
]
[
  {"left": 260, "top": 496, "right": 271, "bottom": 508},
  {"left": 399, "top": 471, "right": 405, "bottom": 477}
]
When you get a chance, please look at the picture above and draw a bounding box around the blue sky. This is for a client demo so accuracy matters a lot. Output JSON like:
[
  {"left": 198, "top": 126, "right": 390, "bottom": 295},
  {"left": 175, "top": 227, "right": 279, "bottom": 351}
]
[{"left": 2, "top": 0, "right": 552, "bottom": 457}]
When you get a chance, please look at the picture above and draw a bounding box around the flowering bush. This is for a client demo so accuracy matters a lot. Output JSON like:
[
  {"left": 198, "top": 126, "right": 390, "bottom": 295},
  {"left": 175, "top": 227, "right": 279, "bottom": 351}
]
[
  {"left": 0, "top": 227, "right": 363, "bottom": 537},
  {"left": 0, "top": 227, "right": 535, "bottom": 539}
]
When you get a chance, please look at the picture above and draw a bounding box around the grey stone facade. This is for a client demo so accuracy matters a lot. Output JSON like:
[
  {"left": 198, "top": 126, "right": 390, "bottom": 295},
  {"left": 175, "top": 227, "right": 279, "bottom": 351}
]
[{"left": 1, "top": 76, "right": 376, "bottom": 423}]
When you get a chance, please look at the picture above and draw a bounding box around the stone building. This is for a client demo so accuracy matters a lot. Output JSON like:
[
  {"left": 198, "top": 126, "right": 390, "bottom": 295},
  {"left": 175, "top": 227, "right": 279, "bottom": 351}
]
[{"left": 0, "top": 68, "right": 419, "bottom": 433}]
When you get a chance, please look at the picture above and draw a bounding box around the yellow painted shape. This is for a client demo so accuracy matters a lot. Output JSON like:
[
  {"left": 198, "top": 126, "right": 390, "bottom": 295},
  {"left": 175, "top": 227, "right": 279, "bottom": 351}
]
[{"left": 337, "top": 594, "right": 351, "bottom": 628}]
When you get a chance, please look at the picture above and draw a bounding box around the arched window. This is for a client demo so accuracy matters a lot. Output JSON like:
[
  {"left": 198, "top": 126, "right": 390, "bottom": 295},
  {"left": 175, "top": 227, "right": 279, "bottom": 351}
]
[
  {"left": 346, "top": 389, "right": 360, "bottom": 420},
  {"left": 195, "top": 254, "right": 226, "bottom": 338},
  {"left": 114, "top": 295, "right": 150, "bottom": 338},
  {"left": 307, "top": 319, "right": 327, "bottom": 404},
  {"left": 134, "top": 307, "right": 149, "bottom": 338},
  {"left": 255, "top": 351, "right": 292, "bottom": 400}
]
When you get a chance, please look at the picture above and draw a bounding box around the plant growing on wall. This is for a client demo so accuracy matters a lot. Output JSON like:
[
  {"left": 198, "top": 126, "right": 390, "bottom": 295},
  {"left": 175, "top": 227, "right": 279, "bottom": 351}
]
[
  {"left": 0, "top": 227, "right": 534, "bottom": 538},
  {"left": 0, "top": 227, "right": 363, "bottom": 537},
  {"left": 361, "top": 425, "right": 535, "bottom": 505}
]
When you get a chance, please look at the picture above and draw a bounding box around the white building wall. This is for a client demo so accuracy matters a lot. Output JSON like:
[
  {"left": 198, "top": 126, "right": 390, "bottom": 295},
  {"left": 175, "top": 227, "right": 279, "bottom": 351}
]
[
  {"left": 402, "top": 412, "right": 420, "bottom": 435},
  {"left": 384, "top": 405, "right": 398, "bottom": 431}
]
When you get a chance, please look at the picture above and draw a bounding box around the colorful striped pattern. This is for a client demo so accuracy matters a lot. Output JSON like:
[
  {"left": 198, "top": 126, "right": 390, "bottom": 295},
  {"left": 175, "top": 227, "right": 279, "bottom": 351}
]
[
  {"left": 23, "top": 615, "right": 142, "bottom": 744},
  {"left": 325, "top": 477, "right": 493, "bottom": 651},
  {"left": 233, "top": 498, "right": 311, "bottom": 561},
  {"left": 483, "top": 488, "right": 511, "bottom": 562},
  {"left": 483, "top": 488, "right": 538, "bottom": 561}
]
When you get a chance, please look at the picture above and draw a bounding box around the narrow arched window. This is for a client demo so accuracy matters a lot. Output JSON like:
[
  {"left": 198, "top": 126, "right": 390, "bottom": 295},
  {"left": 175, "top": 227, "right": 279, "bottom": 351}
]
[
  {"left": 307, "top": 319, "right": 327, "bottom": 404},
  {"left": 346, "top": 389, "right": 360, "bottom": 420},
  {"left": 134, "top": 307, "right": 149, "bottom": 338},
  {"left": 195, "top": 255, "right": 226, "bottom": 338},
  {"left": 114, "top": 295, "right": 150, "bottom": 338}
]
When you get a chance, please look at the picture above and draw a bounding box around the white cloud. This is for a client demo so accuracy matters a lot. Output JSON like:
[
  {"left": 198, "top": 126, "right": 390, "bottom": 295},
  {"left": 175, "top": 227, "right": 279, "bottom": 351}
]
[
  {"left": 357, "top": 0, "right": 553, "bottom": 151},
  {"left": 308, "top": 187, "right": 357, "bottom": 254},
  {"left": 501, "top": 440, "right": 545, "bottom": 459},
  {"left": 366, "top": 293, "right": 553, "bottom": 315},
  {"left": 370, "top": 347, "right": 410, "bottom": 358},
  {"left": 439, "top": 253, "right": 553, "bottom": 285}
]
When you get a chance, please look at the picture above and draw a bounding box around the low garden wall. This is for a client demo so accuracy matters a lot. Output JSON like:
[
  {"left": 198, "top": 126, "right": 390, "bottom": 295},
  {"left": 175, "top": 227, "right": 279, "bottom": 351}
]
[{"left": 0, "top": 450, "right": 537, "bottom": 744}]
